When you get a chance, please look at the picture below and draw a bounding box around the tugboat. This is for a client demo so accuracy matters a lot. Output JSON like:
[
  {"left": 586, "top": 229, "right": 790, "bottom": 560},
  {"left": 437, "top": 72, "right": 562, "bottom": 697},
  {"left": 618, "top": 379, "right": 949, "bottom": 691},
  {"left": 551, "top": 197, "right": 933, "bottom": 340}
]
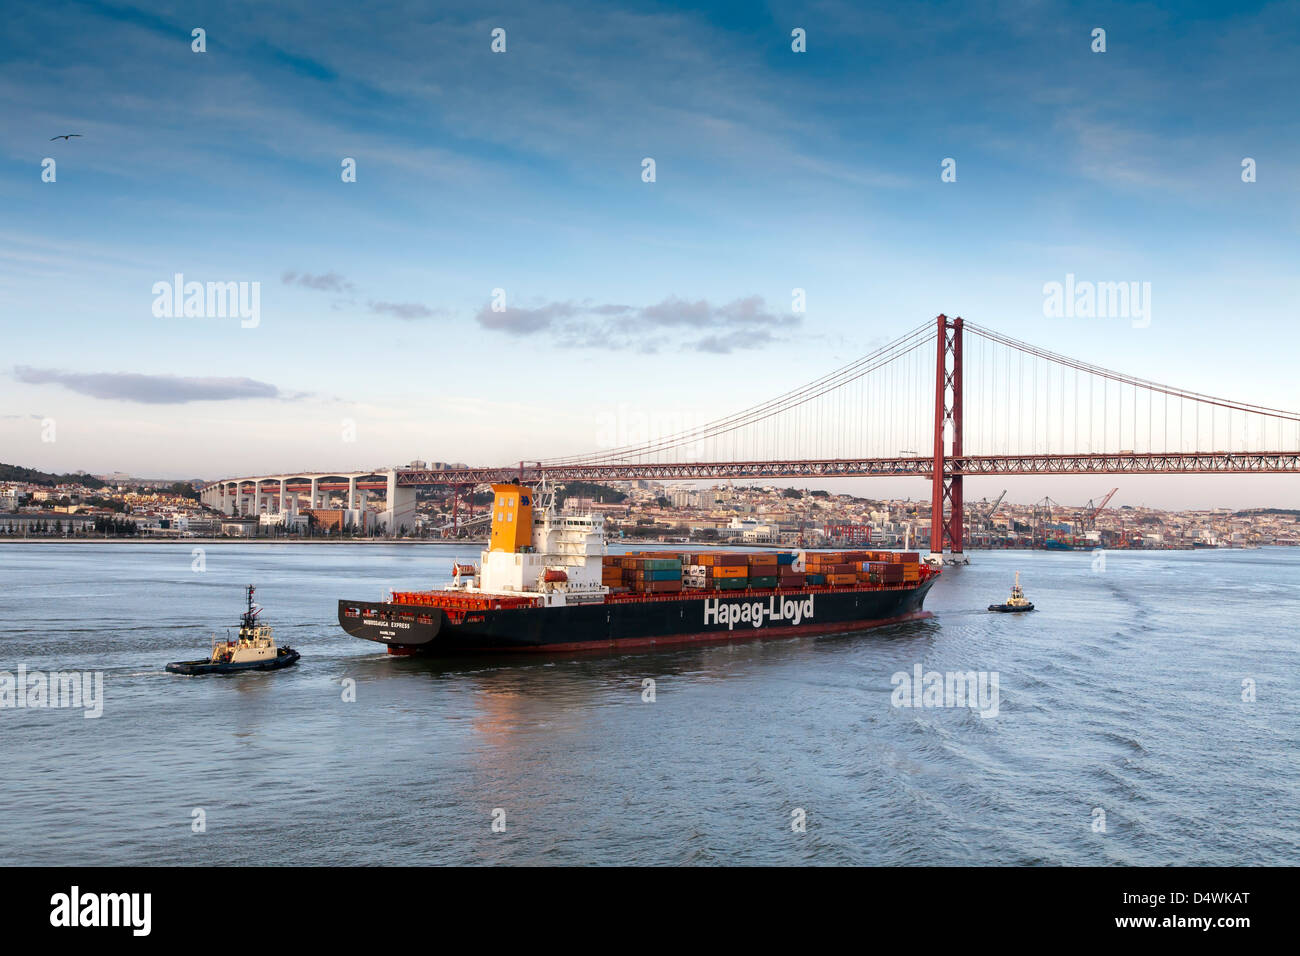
[
  {"left": 166, "top": 585, "right": 300, "bottom": 675},
  {"left": 988, "top": 571, "right": 1035, "bottom": 613}
]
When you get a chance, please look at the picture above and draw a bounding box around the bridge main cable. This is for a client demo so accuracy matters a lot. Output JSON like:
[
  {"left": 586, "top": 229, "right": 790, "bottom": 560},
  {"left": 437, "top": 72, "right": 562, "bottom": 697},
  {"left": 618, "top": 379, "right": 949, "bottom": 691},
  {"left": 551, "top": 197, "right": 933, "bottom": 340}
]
[
  {"left": 538, "top": 319, "right": 937, "bottom": 467},
  {"left": 964, "top": 321, "right": 1300, "bottom": 422}
]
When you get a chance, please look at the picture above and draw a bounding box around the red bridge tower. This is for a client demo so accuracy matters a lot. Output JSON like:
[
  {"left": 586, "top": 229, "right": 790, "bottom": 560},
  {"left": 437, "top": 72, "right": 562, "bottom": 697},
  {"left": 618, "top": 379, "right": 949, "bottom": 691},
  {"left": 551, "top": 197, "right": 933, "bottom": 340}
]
[{"left": 930, "top": 314, "right": 964, "bottom": 556}]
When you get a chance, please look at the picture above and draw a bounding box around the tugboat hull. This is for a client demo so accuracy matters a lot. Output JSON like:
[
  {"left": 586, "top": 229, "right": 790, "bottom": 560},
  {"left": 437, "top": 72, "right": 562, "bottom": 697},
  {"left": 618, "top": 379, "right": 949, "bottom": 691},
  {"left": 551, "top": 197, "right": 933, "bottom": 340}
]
[
  {"left": 987, "top": 603, "right": 1034, "bottom": 613},
  {"left": 166, "top": 648, "right": 300, "bottom": 676}
]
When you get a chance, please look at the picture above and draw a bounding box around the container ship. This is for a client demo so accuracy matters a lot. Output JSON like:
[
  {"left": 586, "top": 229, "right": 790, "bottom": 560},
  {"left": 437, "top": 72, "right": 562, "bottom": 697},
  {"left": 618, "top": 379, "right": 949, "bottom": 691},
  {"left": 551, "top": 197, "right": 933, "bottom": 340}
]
[{"left": 338, "top": 482, "right": 939, "bottom": 654}]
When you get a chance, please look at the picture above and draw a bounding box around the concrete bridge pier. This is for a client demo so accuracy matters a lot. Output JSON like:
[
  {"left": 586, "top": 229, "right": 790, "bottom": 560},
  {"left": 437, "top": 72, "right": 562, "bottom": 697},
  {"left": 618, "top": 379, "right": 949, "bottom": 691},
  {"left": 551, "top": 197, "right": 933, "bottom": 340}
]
[{"left": 380, "top": 469, "right": 417, "bottom": 536}]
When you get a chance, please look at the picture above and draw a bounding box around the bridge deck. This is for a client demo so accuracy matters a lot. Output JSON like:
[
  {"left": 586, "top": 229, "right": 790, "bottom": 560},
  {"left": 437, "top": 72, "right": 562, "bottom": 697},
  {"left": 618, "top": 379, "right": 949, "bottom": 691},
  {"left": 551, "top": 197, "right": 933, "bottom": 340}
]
[{"left": 395, "top": 452, "right": 1300, "bottom": 486}]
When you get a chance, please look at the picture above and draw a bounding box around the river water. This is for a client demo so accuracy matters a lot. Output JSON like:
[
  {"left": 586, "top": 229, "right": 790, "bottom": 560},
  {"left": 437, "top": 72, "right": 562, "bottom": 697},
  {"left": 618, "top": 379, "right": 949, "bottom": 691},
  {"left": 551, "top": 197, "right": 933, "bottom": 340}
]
[{"left": 0, "top": 542, "right": 1295, "bottom": 865}]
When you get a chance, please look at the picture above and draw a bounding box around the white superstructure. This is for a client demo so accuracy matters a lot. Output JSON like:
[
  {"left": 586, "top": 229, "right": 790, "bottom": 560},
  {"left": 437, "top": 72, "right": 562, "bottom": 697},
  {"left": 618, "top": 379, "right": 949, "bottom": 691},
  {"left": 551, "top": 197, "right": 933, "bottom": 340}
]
[{"left": 450, "top": 482, "right": 607, "bottom": 607}]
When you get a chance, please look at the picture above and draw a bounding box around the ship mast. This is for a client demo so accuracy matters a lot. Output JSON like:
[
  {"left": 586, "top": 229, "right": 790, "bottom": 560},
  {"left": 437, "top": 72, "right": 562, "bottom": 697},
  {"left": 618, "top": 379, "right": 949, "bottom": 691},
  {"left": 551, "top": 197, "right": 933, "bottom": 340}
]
[{"left": 241, "top": 584, "right": 260, "bottom": 629}]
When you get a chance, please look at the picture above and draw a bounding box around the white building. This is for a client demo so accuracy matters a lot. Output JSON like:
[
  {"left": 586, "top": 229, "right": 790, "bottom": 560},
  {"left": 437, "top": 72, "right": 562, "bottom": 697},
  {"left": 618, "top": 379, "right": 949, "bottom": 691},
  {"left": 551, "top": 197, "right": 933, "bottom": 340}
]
[
  {"left": 260, "top": 512, "right": 309, "bottom": 532},
  {"left": 0, "top": 486, "right": 23, "bottom": 511},
  {"left": 726, "top": 517, "right": 776, "bottom": 543}
]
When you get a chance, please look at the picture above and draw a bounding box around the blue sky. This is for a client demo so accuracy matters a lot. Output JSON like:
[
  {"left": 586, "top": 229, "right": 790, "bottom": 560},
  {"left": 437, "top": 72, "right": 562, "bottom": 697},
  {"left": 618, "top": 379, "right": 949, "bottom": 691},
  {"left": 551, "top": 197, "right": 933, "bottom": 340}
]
[{"left": 1, "top": 0, "right": 1297, "bottom": 507}]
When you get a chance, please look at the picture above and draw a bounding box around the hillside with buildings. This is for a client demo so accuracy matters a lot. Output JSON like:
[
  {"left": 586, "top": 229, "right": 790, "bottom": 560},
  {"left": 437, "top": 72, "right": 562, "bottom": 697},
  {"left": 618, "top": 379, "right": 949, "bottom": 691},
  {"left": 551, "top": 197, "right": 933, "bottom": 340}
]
[{"left": 3, "top": 463, "right": 1296, "bottom": 549}]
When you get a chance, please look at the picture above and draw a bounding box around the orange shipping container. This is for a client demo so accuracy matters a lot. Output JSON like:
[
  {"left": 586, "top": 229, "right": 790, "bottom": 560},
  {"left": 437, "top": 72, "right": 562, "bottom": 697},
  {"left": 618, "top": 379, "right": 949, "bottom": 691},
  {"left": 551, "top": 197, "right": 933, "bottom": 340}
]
[{"left": 712, "top": 565, "right": 748, "bottom": 579}]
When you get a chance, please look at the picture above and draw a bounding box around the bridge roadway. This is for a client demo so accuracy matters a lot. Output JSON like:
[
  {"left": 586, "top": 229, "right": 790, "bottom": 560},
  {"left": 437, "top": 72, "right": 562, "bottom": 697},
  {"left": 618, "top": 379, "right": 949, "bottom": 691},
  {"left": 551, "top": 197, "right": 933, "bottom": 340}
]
[
  {"left": 395, "top": 451, "right": 1300, "bottom": 486},
  {"left": 202, "top": 450, "right": 1300, "bottom": 536}
]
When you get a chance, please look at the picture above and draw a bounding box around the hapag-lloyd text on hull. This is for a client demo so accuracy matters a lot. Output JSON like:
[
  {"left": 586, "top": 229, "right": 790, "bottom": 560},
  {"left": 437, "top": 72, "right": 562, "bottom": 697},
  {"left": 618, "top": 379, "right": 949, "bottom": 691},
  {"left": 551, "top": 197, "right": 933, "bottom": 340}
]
[{"left": 703, "top": 595, "right": 815, "bottom": 630}]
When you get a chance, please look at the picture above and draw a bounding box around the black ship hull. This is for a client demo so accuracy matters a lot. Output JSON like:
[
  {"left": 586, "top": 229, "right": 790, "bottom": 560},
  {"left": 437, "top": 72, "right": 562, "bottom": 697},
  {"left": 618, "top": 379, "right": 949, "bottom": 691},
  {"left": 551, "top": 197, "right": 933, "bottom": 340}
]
[{"left": 339, "top": 578, "right": 936, "bottom": 655}]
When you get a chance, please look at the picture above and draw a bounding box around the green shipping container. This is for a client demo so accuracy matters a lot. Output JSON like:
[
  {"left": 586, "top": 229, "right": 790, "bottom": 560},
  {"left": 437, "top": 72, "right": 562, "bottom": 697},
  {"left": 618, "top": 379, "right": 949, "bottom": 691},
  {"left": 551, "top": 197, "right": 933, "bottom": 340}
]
[
  {"left": 750, "top": 576, "right": 778, "bottom": 588},
  {"left": 636, "top": 569, "right": 682, "bottom": 581},
  {"left": 638, "top": 558, "right": 681, "bottom": 571}
]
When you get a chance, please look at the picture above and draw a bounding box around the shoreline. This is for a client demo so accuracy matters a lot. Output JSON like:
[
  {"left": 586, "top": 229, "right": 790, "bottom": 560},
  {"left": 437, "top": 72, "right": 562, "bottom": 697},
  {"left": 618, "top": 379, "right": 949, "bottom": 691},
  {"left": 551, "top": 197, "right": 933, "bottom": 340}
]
[
  {"left": 0, "top": 537, "right": 487, "bottom": 545},
  {"left": 0, "top": 537, "right": 1280, "bottom": 552}
]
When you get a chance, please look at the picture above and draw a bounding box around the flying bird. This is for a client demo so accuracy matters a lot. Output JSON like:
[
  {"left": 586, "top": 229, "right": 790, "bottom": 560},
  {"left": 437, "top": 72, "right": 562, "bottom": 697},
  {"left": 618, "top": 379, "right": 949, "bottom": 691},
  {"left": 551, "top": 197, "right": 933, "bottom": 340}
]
[{"left": 49, "top": 134, "right": 82, "bottom": 141}]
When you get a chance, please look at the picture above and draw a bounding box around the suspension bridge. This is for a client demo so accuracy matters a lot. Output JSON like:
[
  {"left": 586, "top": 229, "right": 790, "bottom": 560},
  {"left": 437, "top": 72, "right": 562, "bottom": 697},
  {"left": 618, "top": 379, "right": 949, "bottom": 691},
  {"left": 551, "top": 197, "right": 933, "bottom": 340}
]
[{"left": 206, "top": 315, "right": 1300, "bottom": 553}]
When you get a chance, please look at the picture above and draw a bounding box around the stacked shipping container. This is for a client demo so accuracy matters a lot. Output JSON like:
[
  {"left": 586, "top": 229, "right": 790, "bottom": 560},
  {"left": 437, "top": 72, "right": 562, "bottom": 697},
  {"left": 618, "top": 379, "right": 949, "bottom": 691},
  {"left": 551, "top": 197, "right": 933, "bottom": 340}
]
[
  {"left": 603, "top": 554, "right": 684, "bottom": 593},
  {"left": 600, "top": 550, "right": 923, "bottom": 594},
  {"left": 747, "top": 552, "right": 779, "bottom": 589},
  {"left": 698, "top": 552, "right": 750, "bottom": 590}
]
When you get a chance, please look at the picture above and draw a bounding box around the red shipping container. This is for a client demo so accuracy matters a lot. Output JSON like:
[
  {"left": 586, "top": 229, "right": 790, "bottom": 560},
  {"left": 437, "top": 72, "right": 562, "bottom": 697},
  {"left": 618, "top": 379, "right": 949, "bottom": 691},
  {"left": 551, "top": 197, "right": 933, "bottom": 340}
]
[{"left": 640, "top": 580, "right": 683, "bottom": 594}]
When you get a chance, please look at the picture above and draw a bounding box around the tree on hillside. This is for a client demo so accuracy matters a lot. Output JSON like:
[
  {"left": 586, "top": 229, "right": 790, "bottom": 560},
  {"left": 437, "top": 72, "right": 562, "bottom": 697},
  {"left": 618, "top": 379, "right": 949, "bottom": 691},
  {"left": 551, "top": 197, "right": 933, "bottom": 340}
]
[{"left": 555, "top": 481, "right": 628, "bottom": 506}]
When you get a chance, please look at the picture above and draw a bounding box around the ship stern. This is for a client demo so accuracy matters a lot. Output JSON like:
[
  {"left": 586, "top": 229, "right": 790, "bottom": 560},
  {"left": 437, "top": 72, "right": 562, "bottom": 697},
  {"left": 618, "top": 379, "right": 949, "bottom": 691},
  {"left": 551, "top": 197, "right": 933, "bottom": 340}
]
[{"left": 338, "top": 600, "right": 443, "bottom": 653}]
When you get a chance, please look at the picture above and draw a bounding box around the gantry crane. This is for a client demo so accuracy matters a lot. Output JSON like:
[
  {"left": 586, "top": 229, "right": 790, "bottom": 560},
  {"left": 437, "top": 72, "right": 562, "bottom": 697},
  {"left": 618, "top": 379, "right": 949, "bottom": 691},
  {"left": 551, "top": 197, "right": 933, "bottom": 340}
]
[
  {"left": 965, "top": 489, "right": 1007, "bottom": 545},
  {"left": 982, "top": 489, "right": 1007, "bottom": 525},
  {"left": 1032, "top": 496, "right": 1062, "bottom": 546},
  {"left": 1075, "top": 487, "right": 1119, "bottom": 535}
]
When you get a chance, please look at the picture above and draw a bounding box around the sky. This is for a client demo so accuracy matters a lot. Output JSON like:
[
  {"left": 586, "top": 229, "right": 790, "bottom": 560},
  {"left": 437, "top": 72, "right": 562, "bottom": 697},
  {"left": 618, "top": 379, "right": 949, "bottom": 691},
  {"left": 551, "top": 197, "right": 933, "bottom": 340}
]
[{"left": 1, "top": 0, "right": 1297, "bottom": 508}]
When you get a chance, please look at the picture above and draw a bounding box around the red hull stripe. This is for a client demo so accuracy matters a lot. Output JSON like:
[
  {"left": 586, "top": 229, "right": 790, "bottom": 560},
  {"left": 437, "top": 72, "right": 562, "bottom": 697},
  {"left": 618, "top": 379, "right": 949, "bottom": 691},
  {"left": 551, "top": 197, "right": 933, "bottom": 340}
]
[{"left": 386, "top": 610, "right": 933, "bottom": 655}]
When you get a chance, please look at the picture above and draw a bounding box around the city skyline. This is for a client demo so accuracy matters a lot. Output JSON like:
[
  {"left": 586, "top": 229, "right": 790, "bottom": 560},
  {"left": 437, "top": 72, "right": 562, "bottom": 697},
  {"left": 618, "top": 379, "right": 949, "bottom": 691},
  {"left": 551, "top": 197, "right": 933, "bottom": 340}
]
[{"left": 3, "top": 1, "right": 1298, "bottom": 508}]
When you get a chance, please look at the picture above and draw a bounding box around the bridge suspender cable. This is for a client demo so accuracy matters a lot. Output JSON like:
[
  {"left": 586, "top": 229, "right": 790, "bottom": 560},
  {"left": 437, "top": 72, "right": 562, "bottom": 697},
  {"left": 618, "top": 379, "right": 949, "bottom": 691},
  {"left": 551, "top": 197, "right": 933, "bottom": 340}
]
[
  {"left": 540, "top": 319, "right": 937, "bottom": 466},
  {"left": 963, "top": 322, "right": 1300, "bottom": 422}
]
